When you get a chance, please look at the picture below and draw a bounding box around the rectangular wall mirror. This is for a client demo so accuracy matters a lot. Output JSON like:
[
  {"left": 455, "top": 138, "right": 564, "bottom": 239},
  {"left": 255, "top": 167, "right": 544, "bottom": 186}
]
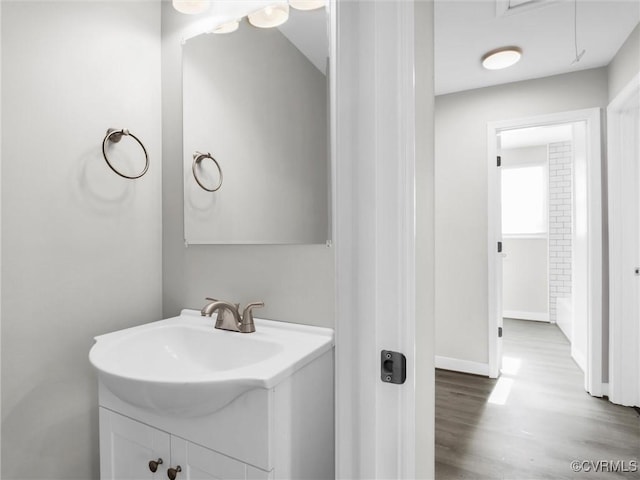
[{"left": 182, "top": 7, "right": 331, "bottom": 244}]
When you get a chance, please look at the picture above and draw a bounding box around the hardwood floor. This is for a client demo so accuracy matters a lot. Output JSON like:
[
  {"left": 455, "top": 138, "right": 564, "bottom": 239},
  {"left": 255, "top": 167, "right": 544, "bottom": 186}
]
[{"left": 435, "top": 319, "right": 640, "bottom": 479}]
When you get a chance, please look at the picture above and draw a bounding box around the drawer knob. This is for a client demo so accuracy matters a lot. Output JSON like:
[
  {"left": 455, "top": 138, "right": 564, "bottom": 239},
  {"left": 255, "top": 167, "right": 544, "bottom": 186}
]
[
  {"left": 148, "top": 458, "right": 163, "bottom": 473},
  {"left": 167, "top": 466, "right": 182, "bottom": 480}
]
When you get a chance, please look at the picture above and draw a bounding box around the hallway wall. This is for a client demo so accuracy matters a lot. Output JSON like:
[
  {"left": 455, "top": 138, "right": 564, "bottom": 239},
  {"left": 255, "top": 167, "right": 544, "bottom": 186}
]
[
  {"left": 608, "top": 23, "right": 640, "bottom": 102},
  {"left": 415, "top": 1, "right": 435, "bottom": 476}
]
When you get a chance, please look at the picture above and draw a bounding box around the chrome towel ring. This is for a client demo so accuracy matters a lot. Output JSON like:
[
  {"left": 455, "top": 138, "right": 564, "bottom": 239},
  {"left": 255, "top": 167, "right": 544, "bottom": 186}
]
[
  {"left": 192, "top": 151, "right": 223, "bottom": 192},
  {"left": 102, "top": 128, "right": 149, "bottom": 179}
]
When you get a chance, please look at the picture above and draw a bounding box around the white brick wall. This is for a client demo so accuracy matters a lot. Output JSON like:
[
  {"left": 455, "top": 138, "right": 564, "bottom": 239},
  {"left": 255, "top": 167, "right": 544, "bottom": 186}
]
[{"left": 548, "top": 141, "right": 573, "bottom": 323}]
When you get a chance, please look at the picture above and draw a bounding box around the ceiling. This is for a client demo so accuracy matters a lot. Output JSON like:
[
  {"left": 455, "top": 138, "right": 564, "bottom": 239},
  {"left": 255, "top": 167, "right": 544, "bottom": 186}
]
[
  {"left": 201, "top": 1, "right": 328, "bottom": 74},
  {"left": 278, "top": 7, "right": 327, "bottom": 74},
  {"left": 435, "top": 0, "right": 640, "bottom": 95},
  {"left": 199, "top": 1, "right": 637, "bottom": 93}
]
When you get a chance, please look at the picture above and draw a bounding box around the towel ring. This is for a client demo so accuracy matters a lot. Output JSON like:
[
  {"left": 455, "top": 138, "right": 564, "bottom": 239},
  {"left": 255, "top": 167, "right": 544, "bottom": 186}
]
[
  {"left": 102, "top": 128, "right": 149, "bottom": 179},
  {"left": 192, "top": 152, "right": 223, "bottom": 192}
]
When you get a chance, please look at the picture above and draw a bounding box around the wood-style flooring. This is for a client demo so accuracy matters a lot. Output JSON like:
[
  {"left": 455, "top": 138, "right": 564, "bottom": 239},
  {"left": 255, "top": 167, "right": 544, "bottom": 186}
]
[{"left": 435, "top": 318, "right": 640, "bottom": 479}]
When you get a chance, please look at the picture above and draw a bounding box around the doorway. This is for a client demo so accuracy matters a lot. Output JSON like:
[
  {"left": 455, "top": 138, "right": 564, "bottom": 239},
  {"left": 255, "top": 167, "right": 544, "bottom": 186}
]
[
  {"left": 487, "top": 108, "right": 603, "bottom": 397},
  {"left": 499, "top": 122, "right": 586, "bottom": 362}
]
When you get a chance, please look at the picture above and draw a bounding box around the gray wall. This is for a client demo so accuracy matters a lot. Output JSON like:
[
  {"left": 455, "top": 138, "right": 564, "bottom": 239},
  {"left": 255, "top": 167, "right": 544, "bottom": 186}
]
[
  {"left": 608, "top": 23, "right": 640, "bottom": 102},
  {"left": 1, "top": 2, "right": 162, "bottom": 478},
  {"left": 415, "top": 1, "right": 435, "bottom": 477},
  {"left": 435, "top": 68, "right": 609, "bottom": 365},
  {"left": 161, "top": 3, "right": 334, "bottom": 327}
]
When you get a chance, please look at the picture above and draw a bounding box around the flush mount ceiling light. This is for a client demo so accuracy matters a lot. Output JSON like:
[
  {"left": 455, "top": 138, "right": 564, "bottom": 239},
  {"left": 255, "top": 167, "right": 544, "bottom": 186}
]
[
  {"left": 248, "top": 3, "right": 289, "bottom": 28},
  {"left": 289, "top": 0, "right": 325, "bottom": 10},
  {"left": 212, "top": 20, "right": 240, "bottom": 34},
  {"left": 172, "top": 0, "right": 210, "bottom": 15},
  {"left": 481, "top": 46, "right": 523, "bottom": 70}
]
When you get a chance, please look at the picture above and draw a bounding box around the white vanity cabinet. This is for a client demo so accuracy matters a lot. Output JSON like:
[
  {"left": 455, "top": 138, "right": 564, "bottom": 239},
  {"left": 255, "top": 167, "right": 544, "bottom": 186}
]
[
  {"left": 91, "top": 312, "right": 335, "bottom": 479},
  {"left": 99, "top": 408, "right": 270, "bottom": 480},
  {"left": 99, "top": 408, "right": 171, "bottom": 480},
  {"left": 96, "top": 347, "right": 334, "bottom": 480}
]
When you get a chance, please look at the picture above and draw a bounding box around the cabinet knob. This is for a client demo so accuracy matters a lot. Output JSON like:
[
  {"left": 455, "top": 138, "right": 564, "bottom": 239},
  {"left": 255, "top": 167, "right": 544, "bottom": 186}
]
[
  {"left": 167, "top": 466, "right": 182, "bottom": 480},
  {"left": 148, "top": 458, "right": 163, "bottom": 473}
]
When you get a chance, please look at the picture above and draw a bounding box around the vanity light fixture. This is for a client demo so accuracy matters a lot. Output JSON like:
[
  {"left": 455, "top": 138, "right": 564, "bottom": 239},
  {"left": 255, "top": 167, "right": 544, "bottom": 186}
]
[
  {"left": 172, "top": 0, "right": 210, "bottom": 15},
  {"left": 481, "top": 46, "right": 522, "bottom": 70},
  {"left": 212, "top": 20, "right": 240, "bottom": 34},
  {"left": 248, "top": 3, "right": 289, "bottom": 28},
  {"left": 289, "top": 0, "right": 325, "bottom": 10}
]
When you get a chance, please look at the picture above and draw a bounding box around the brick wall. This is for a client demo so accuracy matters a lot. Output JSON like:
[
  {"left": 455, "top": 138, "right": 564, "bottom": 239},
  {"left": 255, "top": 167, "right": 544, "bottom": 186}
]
[{"left": 548, "top": 141, "right": 573, "bottom": 323}]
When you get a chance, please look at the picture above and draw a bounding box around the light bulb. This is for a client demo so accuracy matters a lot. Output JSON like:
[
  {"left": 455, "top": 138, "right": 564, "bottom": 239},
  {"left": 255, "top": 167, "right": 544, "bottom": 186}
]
[
  {"left": 248, "top": 3, "right": 289, "bottom": 28},
  {"left": 172, "top": 0, "right": 210, "bottom": 15},
  {"left": 212, "top": 20, "right": 240, "bottom": 34},
  {"left": 289, "top": 0, "right": 325, "bottom": 11}
]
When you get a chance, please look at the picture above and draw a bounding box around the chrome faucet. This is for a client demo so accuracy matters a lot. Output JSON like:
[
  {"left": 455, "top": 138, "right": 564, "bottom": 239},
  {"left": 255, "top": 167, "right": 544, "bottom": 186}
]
[{"left": 201, "top": 297, "right": 264, "bottom": 333}]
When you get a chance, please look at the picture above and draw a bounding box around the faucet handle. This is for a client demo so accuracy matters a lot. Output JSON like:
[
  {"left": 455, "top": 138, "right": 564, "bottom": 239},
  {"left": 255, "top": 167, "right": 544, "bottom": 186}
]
[
  {"left": 205, "top": 297, "right": 218, "bottom": 302},
  {"left": 240, "top": 302, "right": 264, "bottom": 333},
  {"left": 243, "top": 301, "right": 264, "bottom": 315}
]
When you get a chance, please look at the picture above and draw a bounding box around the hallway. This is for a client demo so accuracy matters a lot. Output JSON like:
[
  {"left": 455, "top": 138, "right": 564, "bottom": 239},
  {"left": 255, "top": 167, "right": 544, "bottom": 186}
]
[{"left": 435, "top": 318, "right": 640, "bottom": 479}]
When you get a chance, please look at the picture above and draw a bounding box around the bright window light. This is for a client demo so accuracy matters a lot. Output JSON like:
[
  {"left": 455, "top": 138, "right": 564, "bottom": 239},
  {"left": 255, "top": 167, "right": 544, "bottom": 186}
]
[
  {"left": 488, "top": 377, "right": 515, "bottom": 405},
  {"left": 501, "top": 165, "right": 547, "bottom": 235}
]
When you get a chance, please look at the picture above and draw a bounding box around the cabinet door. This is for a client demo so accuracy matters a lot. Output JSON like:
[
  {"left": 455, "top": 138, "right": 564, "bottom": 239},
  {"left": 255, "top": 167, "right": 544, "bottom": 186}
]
[
  {"left": 99, "top": 408, "right": 171, "bottom": 480},
  {"left": 170, "top": 436, "right": 272, "bottom": 480}
]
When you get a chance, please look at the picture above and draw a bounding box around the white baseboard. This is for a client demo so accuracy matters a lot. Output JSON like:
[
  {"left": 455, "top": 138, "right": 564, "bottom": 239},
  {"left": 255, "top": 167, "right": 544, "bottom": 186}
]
[
  {"left": 503, "top": 310, "right": 549, "bottom": 322},
  {"left": 572, "top": 346, "right": 587, "bottom": 374},
  {"left": 435, "top": 356, "right": 490, "bottom": 376}
]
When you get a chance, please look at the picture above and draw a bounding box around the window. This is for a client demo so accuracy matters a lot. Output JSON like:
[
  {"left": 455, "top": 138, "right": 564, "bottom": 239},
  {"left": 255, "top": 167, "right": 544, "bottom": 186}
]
[{"left": 501, "top": 164, "right": 547, "bottom": 236}]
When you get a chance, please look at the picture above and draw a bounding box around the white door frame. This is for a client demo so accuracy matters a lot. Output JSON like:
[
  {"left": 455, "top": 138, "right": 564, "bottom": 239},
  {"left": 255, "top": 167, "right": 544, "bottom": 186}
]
[
  {"left": 487, "top": 108, "right": 603, "bottom": 396},
  {"left": 0, "top": 2, "right": 3, "bottom": 474},
  {"left": 607, "top": 73, "right": 640, "bottom": 407},
  {"left": 334, "top": 0, "right": 418, "bottom": 478}
]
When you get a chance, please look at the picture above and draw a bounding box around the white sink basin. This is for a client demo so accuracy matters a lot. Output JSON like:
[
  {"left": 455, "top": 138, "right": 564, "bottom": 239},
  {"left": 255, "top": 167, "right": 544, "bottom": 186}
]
[{"left": 89, "top": 309, "right": 333, "bottom": 417}]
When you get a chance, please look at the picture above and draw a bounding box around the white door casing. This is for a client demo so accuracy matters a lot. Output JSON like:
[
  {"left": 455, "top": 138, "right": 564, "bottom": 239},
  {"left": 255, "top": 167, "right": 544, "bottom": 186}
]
[
  {"left": 488, "top": 130, "right": 505, "bottom": 379},
  {"left": 334, "top": 0, "right": 417, "bottom": 478},
  {"left": 607, "top": 73, "right": 640, "bottom": 408},
  {"left": 487, "top": 108, "right": 602, "bottom": 394}
]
